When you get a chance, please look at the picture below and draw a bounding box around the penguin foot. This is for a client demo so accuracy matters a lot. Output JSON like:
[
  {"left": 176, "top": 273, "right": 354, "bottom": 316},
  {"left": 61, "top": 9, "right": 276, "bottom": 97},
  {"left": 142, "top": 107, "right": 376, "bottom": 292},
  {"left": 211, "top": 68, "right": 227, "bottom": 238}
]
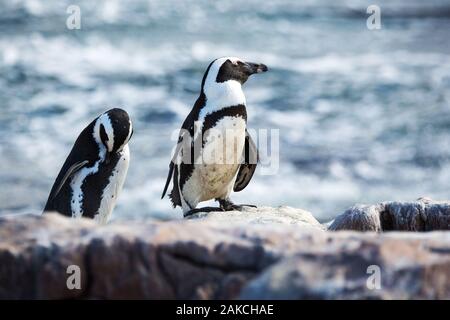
[
  {"left": 184, "top": 206, "right": 223, "bottom": 218},
  {"left": 218, "top": 199, "right": 256, "bottom": 211}
]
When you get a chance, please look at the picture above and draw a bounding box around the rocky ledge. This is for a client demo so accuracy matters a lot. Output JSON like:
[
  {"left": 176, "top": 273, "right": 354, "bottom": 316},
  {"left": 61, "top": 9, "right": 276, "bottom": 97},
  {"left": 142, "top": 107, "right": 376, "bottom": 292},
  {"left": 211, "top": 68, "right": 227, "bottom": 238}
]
[{"left": 0, "top": 200, "right": 449, "bottom": 299}]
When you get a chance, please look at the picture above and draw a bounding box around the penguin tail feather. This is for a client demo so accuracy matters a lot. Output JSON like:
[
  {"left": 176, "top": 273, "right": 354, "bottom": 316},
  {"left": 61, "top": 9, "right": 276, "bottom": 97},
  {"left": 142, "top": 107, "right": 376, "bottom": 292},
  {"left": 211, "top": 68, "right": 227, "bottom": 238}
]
[{"left": 169, "top": 190, "right": 181, "bottom": 208}]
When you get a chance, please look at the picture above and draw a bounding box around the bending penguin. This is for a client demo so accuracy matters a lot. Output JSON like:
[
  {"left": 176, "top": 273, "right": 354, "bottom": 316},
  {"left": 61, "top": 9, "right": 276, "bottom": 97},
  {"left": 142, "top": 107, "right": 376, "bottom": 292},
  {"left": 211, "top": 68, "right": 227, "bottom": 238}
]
[
  {"left": 44, "top": 108, "right": 133, "bottom": 224},
  {"left": 162, "top": 57, "right": 268, "bottom": 217}
]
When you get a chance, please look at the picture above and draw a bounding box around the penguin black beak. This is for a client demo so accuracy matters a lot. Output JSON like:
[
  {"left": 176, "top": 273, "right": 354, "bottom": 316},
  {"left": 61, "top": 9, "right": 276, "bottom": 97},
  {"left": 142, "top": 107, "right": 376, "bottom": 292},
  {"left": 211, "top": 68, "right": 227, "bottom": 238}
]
[{"left": 244, "top": 62, "right": 268, "bottom": 75}]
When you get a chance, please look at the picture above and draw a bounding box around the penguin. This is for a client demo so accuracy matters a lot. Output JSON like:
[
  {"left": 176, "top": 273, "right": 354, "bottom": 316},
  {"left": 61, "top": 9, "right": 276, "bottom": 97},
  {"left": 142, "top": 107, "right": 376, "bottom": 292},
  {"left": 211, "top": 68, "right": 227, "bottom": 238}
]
[
  {"left": 44, "top": 108, "right": 133, "bottom": 224},
  {"left": 162, "top": 57, "right": 268, "bottom": 217}
]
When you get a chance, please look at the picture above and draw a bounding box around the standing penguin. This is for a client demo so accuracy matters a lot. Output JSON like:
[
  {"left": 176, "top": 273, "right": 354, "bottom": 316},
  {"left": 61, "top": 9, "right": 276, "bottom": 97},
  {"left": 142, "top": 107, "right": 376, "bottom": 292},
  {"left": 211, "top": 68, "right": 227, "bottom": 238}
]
[
  {"left": 44, "top": 108, "right": 133, "bottom": 224},
  {"left": 162, "top": 57, "right": 268, "bottom": 217}
]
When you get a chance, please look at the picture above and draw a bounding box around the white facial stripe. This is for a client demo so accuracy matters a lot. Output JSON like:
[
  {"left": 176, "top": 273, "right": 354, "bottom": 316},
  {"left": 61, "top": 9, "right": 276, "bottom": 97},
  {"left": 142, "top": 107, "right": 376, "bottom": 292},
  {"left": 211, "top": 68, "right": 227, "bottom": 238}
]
[
  {"left": 102, "top": 114, "right": 115, "bottom": 152},
  {"left": 93, "top": 117, "right": 107, "bottom": 160},
  {"left": 127, "top": 119, "right": 133, "bottom": 142},
  {"left": 93, "top": 113, "right": 115, "bottom": 154},
  {"left": 204, "top": 57, "right": 241, "bottom": 86}
]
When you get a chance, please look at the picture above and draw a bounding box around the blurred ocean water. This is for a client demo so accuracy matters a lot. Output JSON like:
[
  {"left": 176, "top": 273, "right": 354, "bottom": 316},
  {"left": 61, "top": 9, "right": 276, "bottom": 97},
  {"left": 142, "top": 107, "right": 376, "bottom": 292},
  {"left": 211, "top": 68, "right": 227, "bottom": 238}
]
[{"left": 1, "top": 0, "right": 450, "bottom": 222}]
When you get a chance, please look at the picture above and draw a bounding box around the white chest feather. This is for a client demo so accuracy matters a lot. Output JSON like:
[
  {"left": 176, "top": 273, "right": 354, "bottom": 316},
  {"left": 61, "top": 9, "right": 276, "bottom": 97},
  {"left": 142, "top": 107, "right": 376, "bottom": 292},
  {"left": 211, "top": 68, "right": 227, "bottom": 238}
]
[
  {"left": 70, "top": 163, "right": 100, "bottom": 219},
  {"left": 69, "top": 145, "right": 130, "bottom": 224},
  {"left": 182, "top": 116, "right": 246, "bottom": 204},
  {"left": 200, "top": 80, "right": 246, "bottom": 121},
  {"left": 202, "top": 116, "right": 247, "bottom": 165},
  {"left": 95, "top": 145, "right": 130, "bottom": 224},
  {"left": 195, "top": 80, "right": 246, "bottom": 142}
]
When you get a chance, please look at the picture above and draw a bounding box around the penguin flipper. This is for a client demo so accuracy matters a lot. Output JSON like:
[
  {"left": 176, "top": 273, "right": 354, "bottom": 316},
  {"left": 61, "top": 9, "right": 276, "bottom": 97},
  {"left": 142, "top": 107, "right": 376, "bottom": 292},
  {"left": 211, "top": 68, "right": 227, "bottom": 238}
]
[
  {"left": 51, "top": 160, "right": 89, "bottom": 200},
  {"left": 162, "top": 132, "right": 185, "bottom": 199},
  {"left": 163, "top": 97, "right": 198, "bottom": 203},
  {"left": 161, "top": 162, "right": 174, "bottom": 199},
  {"left": 234, "top": 131, "right": 258, "bottom": 192}
]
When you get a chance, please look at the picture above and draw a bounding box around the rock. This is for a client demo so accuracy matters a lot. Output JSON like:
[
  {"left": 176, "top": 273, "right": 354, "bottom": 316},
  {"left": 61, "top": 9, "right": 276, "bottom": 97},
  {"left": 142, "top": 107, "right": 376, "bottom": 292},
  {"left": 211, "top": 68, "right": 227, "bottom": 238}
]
[
  {"left": 239, "top": 231, "right": 450, "bottom": 299},
  {"left": 329, "top": 199, "right": 450, "bottom": 232},
  {"left": 0, "top": 209, "right": 449, "bottom": 299},
  {"left": 328, "top": 204, "right": 385, "bottom": 232},
  {"left": 186, "top": 206, "right": 325, "bottom": 231}
]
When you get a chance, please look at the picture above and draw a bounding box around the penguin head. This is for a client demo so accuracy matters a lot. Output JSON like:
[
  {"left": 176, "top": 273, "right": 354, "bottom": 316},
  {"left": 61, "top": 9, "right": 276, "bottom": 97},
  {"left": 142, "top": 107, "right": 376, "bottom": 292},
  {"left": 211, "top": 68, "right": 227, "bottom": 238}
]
[
  {"left": 202, "top": 57, "right": 268, "bottom": 89},
  {"left": 94, "top": 108, "right": 133, "bottom": 161}
]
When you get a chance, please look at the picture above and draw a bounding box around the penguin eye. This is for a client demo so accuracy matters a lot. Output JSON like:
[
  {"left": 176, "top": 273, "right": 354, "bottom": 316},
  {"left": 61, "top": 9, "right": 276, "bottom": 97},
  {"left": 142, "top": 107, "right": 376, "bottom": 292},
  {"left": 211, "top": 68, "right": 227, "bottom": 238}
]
[{"left": 99, "top": 124, "right": 109, "bottom": 146}]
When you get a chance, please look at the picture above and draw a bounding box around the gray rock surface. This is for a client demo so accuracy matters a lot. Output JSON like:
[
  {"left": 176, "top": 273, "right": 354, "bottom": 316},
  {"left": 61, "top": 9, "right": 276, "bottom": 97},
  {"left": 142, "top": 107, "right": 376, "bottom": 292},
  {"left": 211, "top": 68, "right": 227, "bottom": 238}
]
[
  {"left": 329, "top": 198, "right": 450, "bottom": 232},
  {"left": 187, "top": 206, "right": 325, "bottom": 230},
  {"left": 0, "top": 207, "right": 449, "bottom": 299},
  {"left": 239, "top": 231, "right": 450, "bottom": 299}
]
